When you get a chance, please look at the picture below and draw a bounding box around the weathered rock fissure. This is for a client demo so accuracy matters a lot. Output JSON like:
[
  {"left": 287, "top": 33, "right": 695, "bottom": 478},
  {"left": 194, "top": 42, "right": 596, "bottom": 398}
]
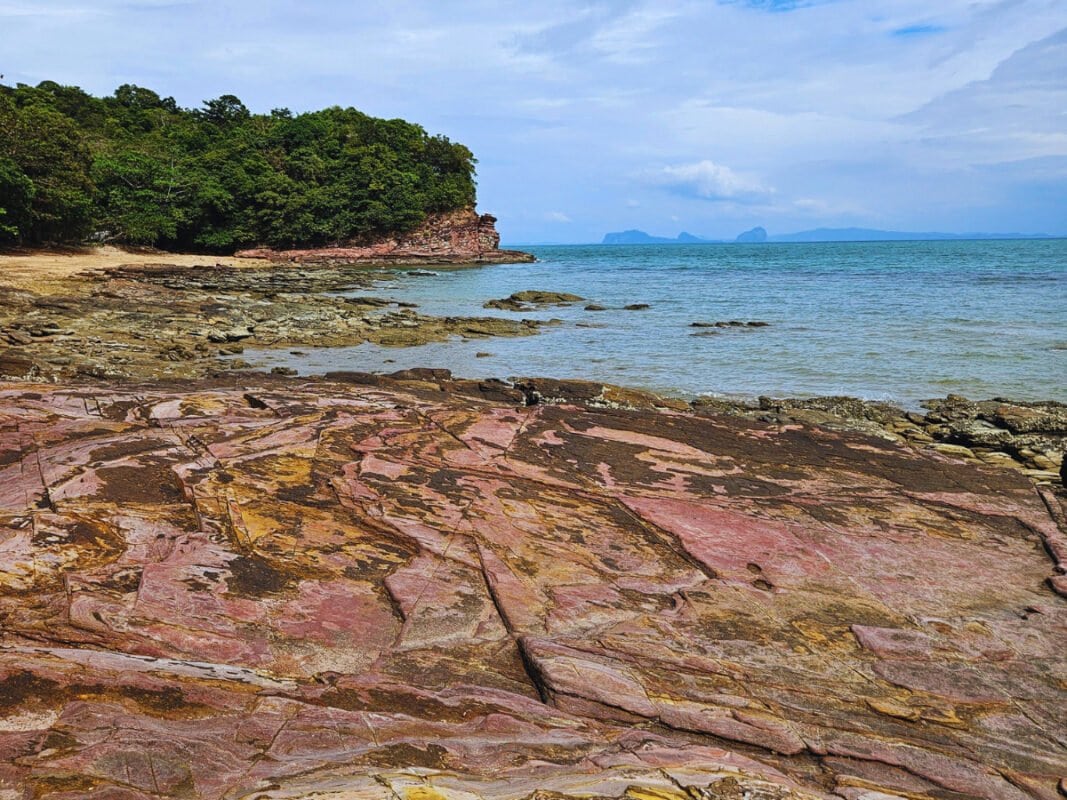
[{"left": 0, "top": 377, "right": 1063, "bottom": 800}]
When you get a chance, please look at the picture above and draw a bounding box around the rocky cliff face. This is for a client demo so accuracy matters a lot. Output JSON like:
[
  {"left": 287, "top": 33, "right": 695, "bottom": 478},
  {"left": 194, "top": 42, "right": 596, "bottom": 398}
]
[
  {"left": 0, "top": 373, "right": 1064, "bottom": 799},
  {"left": 236, "top": 208, "right": 534, "bottom": 264}
]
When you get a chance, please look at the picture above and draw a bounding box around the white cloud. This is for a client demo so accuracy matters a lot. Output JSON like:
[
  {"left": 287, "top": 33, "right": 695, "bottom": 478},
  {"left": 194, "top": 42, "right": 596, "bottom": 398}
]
[
  {"left": 3, "top": 0, "right": 1065, "bottom": 240},
  {"left": 900, "top": 28, "right": 1067, "bottom": 165},
  {"left": 545, "top": 210, "right": 572, "bottom": 223},
  {"left": 588, "top": 2, "right": 687, "bottom": 64},
  {"left": 644, "top": 160, "right": 774, "bottom": 202}
]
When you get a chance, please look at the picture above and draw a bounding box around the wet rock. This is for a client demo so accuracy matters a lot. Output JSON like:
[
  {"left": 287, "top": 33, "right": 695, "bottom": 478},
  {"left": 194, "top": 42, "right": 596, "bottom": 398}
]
[
  {"left": 624, "top": 303, "right": 651, "bottom": 310},
  {"left": 584, "top": 304, "right": 607, "bottom": 311},
  {"left": 0, "top": 260, "right": 548, "bottom": 381},
  {"left": 343, "top": 296, "right": 392, "bottom": 307},
  {"left": 485, "top": 291, "right": 585, "bottom": 311},
  {"left": 511, "top": 290, "right": 584, "bottom": 304}
]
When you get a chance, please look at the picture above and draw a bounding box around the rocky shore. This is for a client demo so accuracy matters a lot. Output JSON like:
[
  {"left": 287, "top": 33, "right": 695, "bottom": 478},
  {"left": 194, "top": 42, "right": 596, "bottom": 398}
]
[
  {"left": 0, "top": 260, "right": 545, "bottom": 382},
  {"left": 1, "top": 250, "right": 1062, "bottom": 483},
  {"left": 0, "top": 371, "right": 1065, "bottom": 799},
  {"left": 0, "top": 252, "right": 1065, "bottom": 799}
]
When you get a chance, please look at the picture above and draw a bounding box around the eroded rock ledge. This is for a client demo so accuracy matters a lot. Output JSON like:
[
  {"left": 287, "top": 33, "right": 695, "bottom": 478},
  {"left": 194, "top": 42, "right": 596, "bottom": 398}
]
[
  {"left": 236, "top": 208, "right": 535, "bottom": 264},
  {"left": 0, "top": 374, "right": 1064, "bottom": 799}
]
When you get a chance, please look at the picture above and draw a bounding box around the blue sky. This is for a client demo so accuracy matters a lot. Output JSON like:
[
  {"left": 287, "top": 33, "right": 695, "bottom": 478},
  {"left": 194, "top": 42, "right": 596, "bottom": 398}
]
[{"left": 2, "top": 0, "right": 1065, "bottom": 243}]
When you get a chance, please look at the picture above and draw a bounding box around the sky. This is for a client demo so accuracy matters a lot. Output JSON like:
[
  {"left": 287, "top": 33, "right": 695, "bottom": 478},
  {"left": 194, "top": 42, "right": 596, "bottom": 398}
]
[{"left": 2, "top": 0, "right": 1066, "bottom": 244}]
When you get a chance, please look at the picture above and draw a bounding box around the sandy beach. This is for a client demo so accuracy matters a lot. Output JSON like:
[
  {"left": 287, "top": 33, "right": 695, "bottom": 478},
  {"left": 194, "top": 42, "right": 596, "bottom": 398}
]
[{"left": 0, "top": 246, "right": 259, "bottom": 292}]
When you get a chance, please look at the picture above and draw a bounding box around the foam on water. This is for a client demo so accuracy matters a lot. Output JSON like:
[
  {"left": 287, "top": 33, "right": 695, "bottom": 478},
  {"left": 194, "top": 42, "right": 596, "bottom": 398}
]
[{"left": 247, "top": 239, "right": 1067, "bottom": 408}]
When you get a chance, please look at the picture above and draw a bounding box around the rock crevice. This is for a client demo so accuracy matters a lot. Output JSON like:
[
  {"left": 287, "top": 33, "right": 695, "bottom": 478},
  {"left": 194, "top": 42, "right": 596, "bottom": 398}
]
[{"left": 0, "top": 376, "right": 1064, "bottom": 799}]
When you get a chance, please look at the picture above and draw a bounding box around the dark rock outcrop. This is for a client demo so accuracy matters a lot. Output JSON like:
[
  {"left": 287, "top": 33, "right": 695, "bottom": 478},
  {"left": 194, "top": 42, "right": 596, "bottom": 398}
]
[{"left": 483, "top": 291, "right": 585, "bottom": 311}]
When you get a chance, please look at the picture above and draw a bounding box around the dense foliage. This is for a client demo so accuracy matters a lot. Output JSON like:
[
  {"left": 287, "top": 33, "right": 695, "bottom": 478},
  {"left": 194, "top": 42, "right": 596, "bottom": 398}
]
[{"left": 0, "top": 81, "right": 477, "bottom": 250}]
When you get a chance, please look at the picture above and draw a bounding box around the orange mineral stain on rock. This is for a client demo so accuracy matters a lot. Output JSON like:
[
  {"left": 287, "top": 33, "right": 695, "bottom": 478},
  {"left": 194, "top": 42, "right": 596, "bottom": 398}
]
[{"left": 0, "top": 375, "right": 1063, "bottom": 799}]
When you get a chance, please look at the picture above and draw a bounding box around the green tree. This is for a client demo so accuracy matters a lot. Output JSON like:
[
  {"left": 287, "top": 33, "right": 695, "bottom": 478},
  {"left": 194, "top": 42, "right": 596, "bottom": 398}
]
[
  {"left": 0, "top": 157, "right": 34, "bottom": 241},
  {"left": 0, "top": 79, "right": 480, "bottom": 250},
  {"left": 0, "top": 91, "right": 94, "bottom": 244}
]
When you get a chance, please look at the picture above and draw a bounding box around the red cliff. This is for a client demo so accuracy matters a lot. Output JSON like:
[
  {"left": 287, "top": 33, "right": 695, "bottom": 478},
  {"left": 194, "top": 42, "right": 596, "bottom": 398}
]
[{"left": 236, "top": 208, "right": 534, "bottom": 264}]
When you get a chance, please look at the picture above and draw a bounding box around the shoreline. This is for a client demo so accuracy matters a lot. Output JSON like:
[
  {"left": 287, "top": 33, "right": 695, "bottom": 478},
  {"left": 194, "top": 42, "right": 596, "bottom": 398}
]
[
  {"left": 1, "top": 250, "right": 1063, "bottom": 483},
  {"left": 1, "top": 251, "right": 1065, "bottom": 797}
]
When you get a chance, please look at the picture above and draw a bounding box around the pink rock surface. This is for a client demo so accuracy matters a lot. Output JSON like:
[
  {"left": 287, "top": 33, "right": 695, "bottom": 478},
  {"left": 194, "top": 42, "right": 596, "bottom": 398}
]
[{"left": 0, "top": 377, "right": 1064, "bottom": 799}]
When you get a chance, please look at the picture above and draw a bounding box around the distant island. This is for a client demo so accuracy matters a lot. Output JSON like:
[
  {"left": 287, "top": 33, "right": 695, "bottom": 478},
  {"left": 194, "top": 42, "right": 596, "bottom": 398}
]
[
  {"left": 602, "top": 230, "right": 717, "bottom": 245},
  {"left": 602, "top": 226, "right": 1060, "bottom": 244}
]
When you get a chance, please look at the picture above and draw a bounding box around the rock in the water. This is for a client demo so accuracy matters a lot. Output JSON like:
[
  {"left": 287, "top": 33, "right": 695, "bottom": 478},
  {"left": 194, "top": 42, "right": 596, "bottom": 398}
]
[
  {"left": 484, "top": 290, "right": 585, "bottom": 311},
  {"left": 624, "top": 302, "right": 651, "bottom": 310}
]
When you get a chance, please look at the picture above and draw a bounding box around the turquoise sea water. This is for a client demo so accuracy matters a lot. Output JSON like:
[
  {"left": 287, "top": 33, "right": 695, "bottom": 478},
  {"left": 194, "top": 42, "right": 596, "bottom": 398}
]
[{"left": 255, "top": 239, "right": 1067, "bottom": 407}]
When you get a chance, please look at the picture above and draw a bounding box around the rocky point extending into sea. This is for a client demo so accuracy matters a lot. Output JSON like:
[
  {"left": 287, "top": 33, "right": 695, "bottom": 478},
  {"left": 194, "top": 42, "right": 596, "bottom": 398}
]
[{"left": 0, "top": 237, "right": 1065, "bottom": 800}]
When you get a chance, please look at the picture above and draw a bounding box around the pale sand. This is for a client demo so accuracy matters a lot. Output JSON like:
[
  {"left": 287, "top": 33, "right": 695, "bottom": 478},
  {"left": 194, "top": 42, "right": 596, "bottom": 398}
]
[{"left": 0, "top": 246, "right": 260, "bottom": 292}]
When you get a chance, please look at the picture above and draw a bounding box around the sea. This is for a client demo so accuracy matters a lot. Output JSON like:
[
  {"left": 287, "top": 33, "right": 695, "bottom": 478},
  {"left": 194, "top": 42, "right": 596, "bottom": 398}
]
[{"left": 250, "top": 239, "right": 1067, "bottom": 409}]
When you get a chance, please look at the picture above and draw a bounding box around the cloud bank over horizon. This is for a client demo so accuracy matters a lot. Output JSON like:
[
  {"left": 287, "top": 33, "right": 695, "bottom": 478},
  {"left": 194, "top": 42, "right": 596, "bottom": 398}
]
[{"left": 2, "top": 0, "right": 1065, "bottom": 243}]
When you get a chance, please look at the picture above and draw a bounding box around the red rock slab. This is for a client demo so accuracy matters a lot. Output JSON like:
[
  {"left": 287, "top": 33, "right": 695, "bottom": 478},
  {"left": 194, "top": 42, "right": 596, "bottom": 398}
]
[{"left": 0, "top": 379, "right": 1064, "bottom": 799}]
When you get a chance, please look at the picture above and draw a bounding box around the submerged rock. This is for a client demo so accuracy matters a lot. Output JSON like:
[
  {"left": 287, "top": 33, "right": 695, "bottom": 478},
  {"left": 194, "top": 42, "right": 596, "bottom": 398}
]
[{"left": 0, "top": 377, "right": 1063, "bottom": 798}]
